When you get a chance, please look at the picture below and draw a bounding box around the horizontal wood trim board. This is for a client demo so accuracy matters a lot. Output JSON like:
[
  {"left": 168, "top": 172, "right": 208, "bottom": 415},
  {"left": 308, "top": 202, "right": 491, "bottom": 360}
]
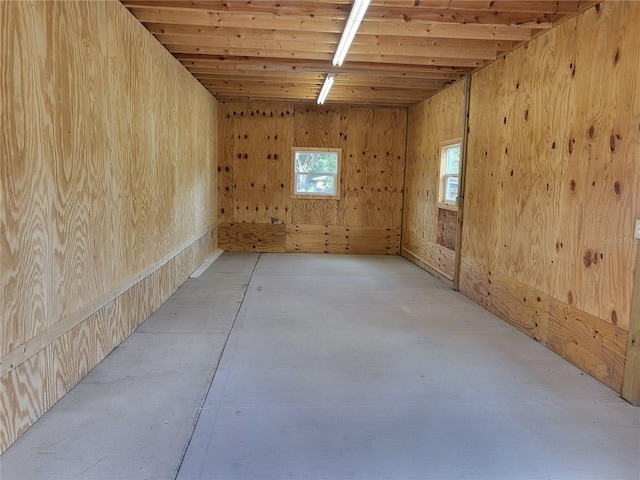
[
  {"left": 219, "top": 223, "right": 287, "bottom": 252},
  {"left": 286, "top": 224, "right": 400, "bottom": 255},
  {"left": 0, "top": 227, "right": 216, "bottom": 377},
  {"left": 459, "top": 255, "right": 628, "bottom": 392},
  {"left": 401, "top": 247, "right": 454, "bottom": 285},
  {"left": 218, "top": 223, "right": 400, "bottom": 255}
]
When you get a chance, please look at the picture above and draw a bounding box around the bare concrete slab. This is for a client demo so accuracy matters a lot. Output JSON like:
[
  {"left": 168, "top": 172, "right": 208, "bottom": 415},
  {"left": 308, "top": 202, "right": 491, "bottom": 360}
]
[
  {"left": 0, "top": 252, "right": 259, "bottom": 480},
  {"left": 177, "top": 253, "right": 640, "bottom": 480}
]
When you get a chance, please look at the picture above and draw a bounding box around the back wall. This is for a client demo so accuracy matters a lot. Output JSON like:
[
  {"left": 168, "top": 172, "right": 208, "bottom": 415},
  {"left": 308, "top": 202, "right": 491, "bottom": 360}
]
[{"left": 218, "top": 103, "right": 407, "bottom": 254}]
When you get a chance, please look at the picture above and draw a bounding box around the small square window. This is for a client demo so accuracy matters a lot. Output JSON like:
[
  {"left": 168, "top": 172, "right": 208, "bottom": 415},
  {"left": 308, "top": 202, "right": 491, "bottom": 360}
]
[
  {"left": 439, "top": 141, "right": 461, "bottom": 209},
  {"left": 292, "top": 148, "right": 341, "bottom": 199}
]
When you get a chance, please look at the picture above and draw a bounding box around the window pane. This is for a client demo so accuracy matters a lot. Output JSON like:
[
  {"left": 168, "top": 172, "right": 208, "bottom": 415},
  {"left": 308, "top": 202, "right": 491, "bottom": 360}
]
[
  {"left": 446, "top": 145, "right": 460, "bottom": 174},
  {"left": 444, "top": 175, "right": 459, "bottom": 202},
  {"left": 295, "top": 173, "right": 336, "bottom": 194},
  {"left": 295, "top": 152, "right": 338, "bottom": 174}
]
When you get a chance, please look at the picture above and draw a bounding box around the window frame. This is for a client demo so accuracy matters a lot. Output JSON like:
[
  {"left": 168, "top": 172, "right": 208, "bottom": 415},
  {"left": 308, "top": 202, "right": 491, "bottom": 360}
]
[
  {"left": 438, "top": 139, "right": 462, "bottom": 211},
  {"left": 291, "top": 147, "right": 342, "bottom": 200}
]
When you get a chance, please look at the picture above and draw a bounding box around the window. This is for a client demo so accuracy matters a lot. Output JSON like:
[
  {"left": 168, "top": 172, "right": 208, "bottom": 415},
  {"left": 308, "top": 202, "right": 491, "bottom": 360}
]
[
  {"left": 439, "top": 141, "right": 461, "bottom": 209},
  {"left": 292, "top": 148, "right": 341, "bottom": 199}
]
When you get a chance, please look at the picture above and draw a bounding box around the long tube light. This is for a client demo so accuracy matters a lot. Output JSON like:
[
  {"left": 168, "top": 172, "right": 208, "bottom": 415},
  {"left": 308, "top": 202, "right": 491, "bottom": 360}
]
[
  {"left": 333, "top": 0, "right": 371, "bottom": 66},
  {"left": 317, "top": 73, "right": 335, "bottom": 104}
]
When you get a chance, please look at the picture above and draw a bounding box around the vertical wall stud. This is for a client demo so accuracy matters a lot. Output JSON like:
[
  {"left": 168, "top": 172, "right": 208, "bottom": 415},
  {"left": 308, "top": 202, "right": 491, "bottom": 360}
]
[
  {"left": 622, "top": 242, "right": 640, "bottom": 405},
  {"left": 453, "top": 74, "right": 471, "bottom": 291}
]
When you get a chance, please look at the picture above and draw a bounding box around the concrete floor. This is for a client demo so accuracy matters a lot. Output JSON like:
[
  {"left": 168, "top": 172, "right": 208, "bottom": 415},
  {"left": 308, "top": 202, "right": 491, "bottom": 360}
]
[{"left": 1, "top": 253, "right": 639, "bottom": 480}]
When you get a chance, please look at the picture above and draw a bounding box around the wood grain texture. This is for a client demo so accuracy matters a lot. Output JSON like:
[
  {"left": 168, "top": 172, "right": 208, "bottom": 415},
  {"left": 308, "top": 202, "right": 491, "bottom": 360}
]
[
  {"left": 436, "top": 208, "right": 457, "bottom": 251},
  {"left": 218, "top": 101, "right": 235, "bottom": 224},
  {"left": 548, "top": 301, "right": 628, "bottom": 392},
  {"left": 460, "top": 255, "right": 625, "bottom": 391},
  {"left": 218, "top": 102, "right": 407, "bottom": 252},
  {"left": 401, "top": 248, "right": 454, "bottom": 287},
  {"left": 435, "top": 244, "right": 456, "bottom": 280},
  {"left": 286, "top": 225, "right": 400, "bottom": 255},
  {"left": 463, "top": 1, "right": 640, "bottom": 329},
  {"left": 454, "top": 1, "right": 640, "bottom": 391},
  {"left": 0, "top": 228, "right": 214, "bottom": 453},
  {"left": 0, "top": 351, "right": 51, "bottom": 454},
  {"left": 1, "top": 0, "right": 56, "bottom": 356},
  {"left": 554, "top": 3, "right": 640, "bottom": 328},
  {"left": 1, "top": 0, "right": 218, "bottom": 452},
  {"left": 219, "top": 222, "right": 286, "bottom": 252},
  {"left": 343, "top": 108, "right": 406, "bottom": 227},
  {"left": 232, "top": 103, "right": 294, "bottom": 224},
  {"left": 402, "top": 80, "right": 464, "bottom": 276},
  {"left": 622, "top": 243, "right": 640, "bottom": 404},
  {"left": 121, "top": 0, "right": 596, "bottom": 107}
]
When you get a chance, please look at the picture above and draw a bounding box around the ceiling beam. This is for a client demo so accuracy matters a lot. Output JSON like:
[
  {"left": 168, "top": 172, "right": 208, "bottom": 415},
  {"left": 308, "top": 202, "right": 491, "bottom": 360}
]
[
  {"left": 358, "top": 20, "right": 532, "bottom": 41},
  {"left": 145, "top": 23, "right": 515, "bottom": 51},
  {"left": 167, "top": 45, "right": 484, "bottom": 67},
  {"left": 128, "top": 7, "right": 533, "bottom": 40},
  {"left": 193, "top": 73, "right": 452, "bottom": 89},
  {"left": 368, "top": 1, "right": 584, "bottom": 15},
  {"left": 155, "top": 33, "right": 498, "bottom": 60},
  {"left": 176, "top": 55, "right": 471, "bottom": 77}
]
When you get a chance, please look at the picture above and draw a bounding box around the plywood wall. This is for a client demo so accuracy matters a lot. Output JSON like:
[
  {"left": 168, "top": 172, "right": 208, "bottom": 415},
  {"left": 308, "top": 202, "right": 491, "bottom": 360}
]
[
  {"left": 460, "top": 1, "right": 640, "bottom": 392},
  {"left": 402, "top": 81, "right": 464, "bottom": 282},
  {"left": 0, "top": 0, "right": 218, "bottom": 452},
  {"left": 218, "top": 103, "right": 406, "bottom": 254}
]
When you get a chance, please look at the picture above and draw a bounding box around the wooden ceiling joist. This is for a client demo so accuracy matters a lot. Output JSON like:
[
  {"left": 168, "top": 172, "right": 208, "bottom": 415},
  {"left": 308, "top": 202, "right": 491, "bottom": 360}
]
[{"left": 122, "top": 0, "right": 594, "bottom": 106}]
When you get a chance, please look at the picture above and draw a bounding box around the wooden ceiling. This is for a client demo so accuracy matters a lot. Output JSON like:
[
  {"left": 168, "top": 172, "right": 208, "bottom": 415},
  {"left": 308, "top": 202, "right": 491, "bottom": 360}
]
[{"left": 122, "top": 0, "right": 596, "bottom": 107}]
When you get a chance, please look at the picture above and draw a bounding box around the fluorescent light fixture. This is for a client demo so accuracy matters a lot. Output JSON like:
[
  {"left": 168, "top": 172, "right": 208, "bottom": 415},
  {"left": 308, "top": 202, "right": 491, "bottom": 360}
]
[
  {"left": 333, "top": 0, "right": 371, "bottom": 66},
  {"left": 317, "top": 73, "right": 335, "bottom": 104}
]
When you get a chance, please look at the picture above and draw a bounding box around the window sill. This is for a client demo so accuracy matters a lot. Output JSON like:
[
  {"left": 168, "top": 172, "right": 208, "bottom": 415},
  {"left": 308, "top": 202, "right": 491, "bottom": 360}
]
[
  {"left": 291, "top": 194, "right": 341, "bottom": 201},
  {"left": 437, "top": 202, "right": 458, "bottom": 212}
]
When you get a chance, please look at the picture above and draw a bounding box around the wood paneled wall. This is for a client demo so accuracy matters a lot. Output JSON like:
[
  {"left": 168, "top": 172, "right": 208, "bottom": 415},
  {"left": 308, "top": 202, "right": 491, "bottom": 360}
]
[
  {"left": 402, "top": 81, "right": 464, "bottom": 283},
  {"left": 0, "top": 0, "right": 218, "bottom": 452},
  {"left": 402, "top": 2, "right": 639, "bottom": 393},
  {"left": 459, "top": 1, "right": 640, "bottom": 392},
  {"left": 218, "top": 103, "right": 406, "bottom": 254}
]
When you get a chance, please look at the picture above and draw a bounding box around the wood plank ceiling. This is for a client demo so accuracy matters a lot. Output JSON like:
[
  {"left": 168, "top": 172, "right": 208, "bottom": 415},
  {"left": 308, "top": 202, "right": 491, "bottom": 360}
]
[{"left": 122, "top": 0, "right": 596, "bottom": 107}]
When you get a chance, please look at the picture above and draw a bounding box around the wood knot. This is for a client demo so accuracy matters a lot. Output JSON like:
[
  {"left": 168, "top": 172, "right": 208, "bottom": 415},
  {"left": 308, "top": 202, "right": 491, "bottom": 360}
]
[
  {"left": 611, "top": 310, "right": 618, "bottom": 325},
  {"left": 583, "top": 249, "right": 597, "bottom": 267},
  {"left": 588, "top": 125, "right": 595, "bottom": 139},
  {"left": 614, "top": 181, "right": 621, "bottom": 196},
  {"left": 570, "top": 179, "right": 576, "bottom": 192}
]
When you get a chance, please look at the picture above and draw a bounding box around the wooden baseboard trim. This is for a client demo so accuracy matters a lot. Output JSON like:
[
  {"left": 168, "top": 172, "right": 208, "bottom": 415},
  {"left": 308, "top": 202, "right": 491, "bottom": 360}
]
[
  {"left": 0, "top": 227, "right": 216, "bottom": 377},
  {"left": 402, "top": 247, "right": 455, "bottom": 286}
]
